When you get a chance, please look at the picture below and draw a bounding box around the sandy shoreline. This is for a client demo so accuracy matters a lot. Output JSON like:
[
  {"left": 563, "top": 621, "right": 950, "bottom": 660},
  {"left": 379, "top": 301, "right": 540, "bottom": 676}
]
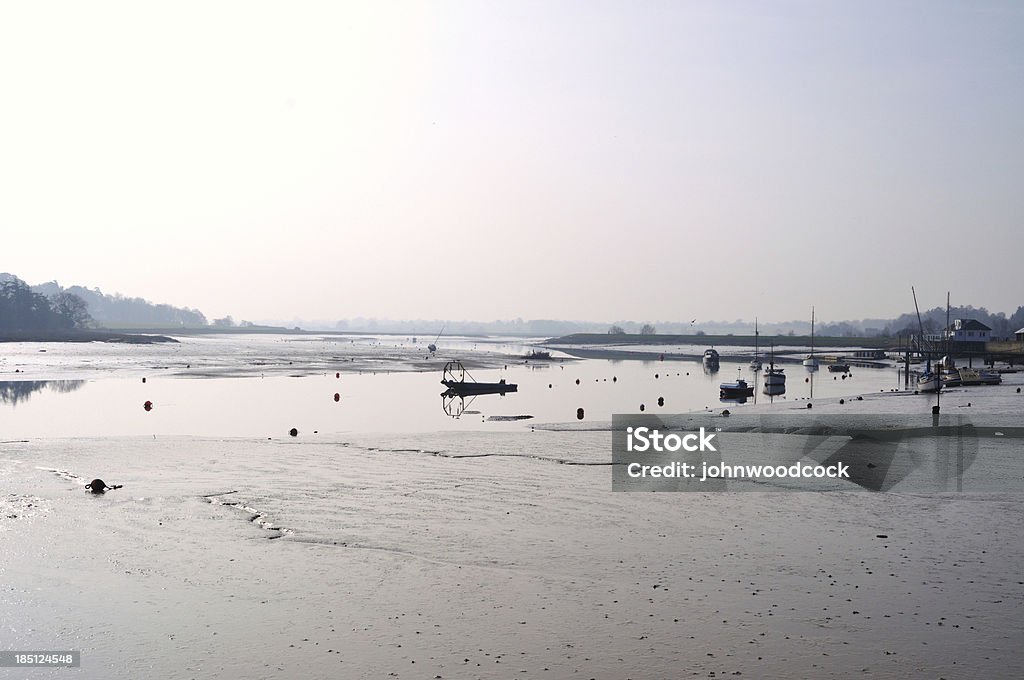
[{"left": 3, "top": 430, "right": 1023, "bottom": 679}]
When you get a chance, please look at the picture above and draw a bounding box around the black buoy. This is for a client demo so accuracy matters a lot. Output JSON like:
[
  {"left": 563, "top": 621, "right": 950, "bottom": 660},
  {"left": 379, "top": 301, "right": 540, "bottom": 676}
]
[
  {"left": 143, "top": 400, "right": 153, "bottom": 411},
  {"left": 575, "top": 378, "right": 580, "bottom": 385},
  {"left": 807, "top": 403, "right": 813, "bottom": 409},
  {"left": 334, "top": 393, "right": 340, "bottom": 402},
  {"left": 839, "top": 399, "right": 845, "bottom": 405},
  {"left": 86, "top": 479, "right": 120, "bottom": 493},
  {"left": 639, "top": 404, "right": 645, "bottom": 411},
  {"left": 612, "top": 376, "right": 617, "bottom": 382},
  {"left": 576, "top": 407, "right": 584, "bottom": 420},
  {"left": 142, "top": 377, "right": 146, "bottom": 383},
  {"left": 722, "top": 409, "right": 730, "bottom": 416},
  {"left": 657, "top": 397, "right": 664, "bottom": 407},
  {"left": 548, "top": 384, "right": 552, "bottom": 389},
  {"left": 289, "top": 427, "right": 298, "bottom": 437}
]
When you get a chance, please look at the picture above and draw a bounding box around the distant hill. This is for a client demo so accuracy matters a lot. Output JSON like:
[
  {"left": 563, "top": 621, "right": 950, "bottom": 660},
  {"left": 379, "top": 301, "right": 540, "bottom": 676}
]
[{"left": 1, "top": 273, "right": 209, "bottom": 328}]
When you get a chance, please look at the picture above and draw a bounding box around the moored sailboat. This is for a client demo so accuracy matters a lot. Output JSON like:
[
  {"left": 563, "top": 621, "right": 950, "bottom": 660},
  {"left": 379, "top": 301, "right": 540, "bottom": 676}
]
[{"left": 802, "top": 307, "right": 818, "bottom": 370}]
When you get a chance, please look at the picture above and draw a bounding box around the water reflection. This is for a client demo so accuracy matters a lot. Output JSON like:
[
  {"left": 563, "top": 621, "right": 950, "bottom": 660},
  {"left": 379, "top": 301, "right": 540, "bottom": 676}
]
[{"left": 0, "top": 380, "right": 86, "bottom": 405}]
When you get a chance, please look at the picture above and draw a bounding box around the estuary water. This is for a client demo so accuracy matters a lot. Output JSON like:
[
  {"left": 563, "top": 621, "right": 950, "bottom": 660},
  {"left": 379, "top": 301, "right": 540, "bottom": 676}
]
[{"left": 2, "top": 333, "right": 1022, "bottom": 679}]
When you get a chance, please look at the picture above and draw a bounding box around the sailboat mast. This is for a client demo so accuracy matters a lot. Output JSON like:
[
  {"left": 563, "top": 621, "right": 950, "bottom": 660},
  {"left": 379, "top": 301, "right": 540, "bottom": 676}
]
[{"left": 810, "top": 307, "right": 815, "bottom": 355}]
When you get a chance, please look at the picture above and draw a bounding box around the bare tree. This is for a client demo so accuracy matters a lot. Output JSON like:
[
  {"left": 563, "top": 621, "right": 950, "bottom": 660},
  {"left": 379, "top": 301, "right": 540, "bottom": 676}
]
[{"left": 49, "top": 292, "right": 93, "bottom": 329}]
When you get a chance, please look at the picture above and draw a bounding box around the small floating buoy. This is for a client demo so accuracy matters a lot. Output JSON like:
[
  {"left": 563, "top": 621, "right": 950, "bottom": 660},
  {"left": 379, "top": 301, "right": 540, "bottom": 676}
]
[
  {"left": 639, "top": 403, "right": 645, "bottom": 411},
  {"left": 334, "top": 393, "right": 340, "bottom": 402},
  {"left": 336, "top": 372, "right": 340, "bottom": 378},
  {"left": 612, "top": 376, "right": 617, "bottom": 382},
  {"left": 576, "top": 408, "right": 584, "bottom": 420},
  {"left": 807, "top": 403, "right": 813, "bottom": 409},
  {"left": 839, "top": 398, "right": 845, "bottom": 404},
  {"left": 289, "top": 428, "right": 298, "bottom": 437},
  {"left": 548, "top": 384, "right": 552, "bottom": 389},
  {"left": 575, "top": 378, "right": 580, "bottom": 385},
  {"left": 857, "top": 396, "right": 863, "bottom": 401},
  {"left": 142, "top": 377, "right": 146, "bottom": 383},
  {"left": 657, "top": 397, "right": 664, "bottom": 407},
  {"left": 655, "top": 373, "right": 659, "bottom": 379},
  {"left": 143, "top": 400, "right": 153, "bottom": 411},
  {"left": 722, "top": 409, "right": 730, "bottom": 416}
]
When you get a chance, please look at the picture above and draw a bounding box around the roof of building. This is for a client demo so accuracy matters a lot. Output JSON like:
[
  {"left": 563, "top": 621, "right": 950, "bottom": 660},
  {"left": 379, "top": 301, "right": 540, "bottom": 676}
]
[
  {"left": 947, "top": 319, "right": 992, "bottom": 332},
  {"left": 1015, "top": 327, "right": 1024, "bottom": 335}
]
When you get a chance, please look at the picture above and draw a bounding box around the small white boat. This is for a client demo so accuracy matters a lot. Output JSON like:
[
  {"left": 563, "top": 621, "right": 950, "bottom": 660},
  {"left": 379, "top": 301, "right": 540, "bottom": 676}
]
[
  {"left": 918, "top": 373, "right": 941, "bottom": 393},
  {"left": 750, "top": 318, "right": 762, "bottom": 371},
  {"left": 763, "top": 343, "right": 786, "bottom": 394}
]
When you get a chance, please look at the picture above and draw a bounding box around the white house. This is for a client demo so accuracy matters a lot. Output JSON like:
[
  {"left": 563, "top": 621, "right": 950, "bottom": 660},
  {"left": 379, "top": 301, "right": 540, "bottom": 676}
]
[
  {"left": 945, "top": 319, "right": 992, "bottom": 344},
  {"left": 1015, "top": 327, "right": 1024, "bottom": 343}
]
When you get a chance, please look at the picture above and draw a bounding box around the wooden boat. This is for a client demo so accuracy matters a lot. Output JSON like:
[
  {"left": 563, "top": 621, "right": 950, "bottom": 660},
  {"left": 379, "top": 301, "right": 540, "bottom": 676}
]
[
  {"left": 828, "top": 363, "right": 850, "bottom": 373},
  {"left": 702, "top": 348, "right": 720, "bottom": 370},
  {"left": 942, "top": 367, "right": 1001, "bottom": 387}
]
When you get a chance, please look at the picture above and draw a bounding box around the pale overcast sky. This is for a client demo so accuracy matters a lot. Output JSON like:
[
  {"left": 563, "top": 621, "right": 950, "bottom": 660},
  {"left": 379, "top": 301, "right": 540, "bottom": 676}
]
[{"left": 2, "top": 1, "right": 1021, "bottom": 323}]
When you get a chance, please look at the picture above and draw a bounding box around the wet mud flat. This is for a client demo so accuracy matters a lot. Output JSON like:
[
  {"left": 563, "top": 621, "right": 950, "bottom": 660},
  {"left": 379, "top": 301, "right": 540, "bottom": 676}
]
[{"left": 2, "top": 431, "right": 1022, "bottom": 679}]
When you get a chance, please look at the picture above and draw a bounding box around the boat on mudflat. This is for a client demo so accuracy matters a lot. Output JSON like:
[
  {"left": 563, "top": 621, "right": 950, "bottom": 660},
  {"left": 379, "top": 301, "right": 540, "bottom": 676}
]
[
  {"left": 942, "top": 367, "right": 1001, "bottom": 387},
  {"left": 702, "top": 348, "right": 720, "bottom": 371},
  {"left": 720, "top": 377, "right": 755, "bottom": 399}
]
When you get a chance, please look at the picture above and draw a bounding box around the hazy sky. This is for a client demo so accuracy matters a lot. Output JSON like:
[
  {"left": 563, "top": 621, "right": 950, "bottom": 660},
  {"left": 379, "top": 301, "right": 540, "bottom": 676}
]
[{"left": 2, "top": 1, "right": 1022, "bottom": 324}]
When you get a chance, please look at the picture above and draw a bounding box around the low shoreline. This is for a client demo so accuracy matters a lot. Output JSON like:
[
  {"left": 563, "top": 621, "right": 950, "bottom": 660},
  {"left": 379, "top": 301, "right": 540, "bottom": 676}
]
[
  {"left": 545, "top": 332, "right": 895, "bottom": 348},
  {"left": 0, "top": 329, "right": 178, "bottom": 344}
]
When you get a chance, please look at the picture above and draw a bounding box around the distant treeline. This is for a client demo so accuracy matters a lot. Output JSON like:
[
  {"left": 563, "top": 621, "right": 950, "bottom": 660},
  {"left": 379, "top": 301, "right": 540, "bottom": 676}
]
[
  {"left": 31, "top": 280, "right": 209, "bottom": 328},
  {"left": 1, "top": 273, "right": 210, "bottom": 329},
  {"left": 327, "top": 305, "right": 1024, "bottom": 339},
  {"left": 0, "top": 278, "right": 93, "bottom": 331}
]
